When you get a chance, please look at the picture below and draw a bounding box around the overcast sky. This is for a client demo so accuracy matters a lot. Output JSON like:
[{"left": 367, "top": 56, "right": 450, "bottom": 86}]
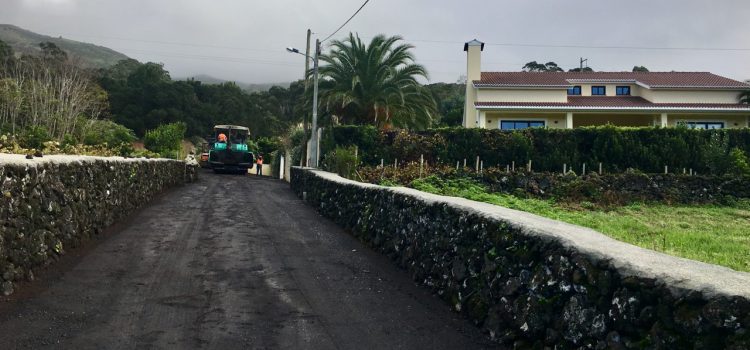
[{"left": 2, "top": 0, "right": 749, "bottom": 84}]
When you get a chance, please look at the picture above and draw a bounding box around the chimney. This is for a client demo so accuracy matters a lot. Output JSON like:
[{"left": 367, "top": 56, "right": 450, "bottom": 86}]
[{"left": 463, "top": 39, "right": 484, "bottom": 128}]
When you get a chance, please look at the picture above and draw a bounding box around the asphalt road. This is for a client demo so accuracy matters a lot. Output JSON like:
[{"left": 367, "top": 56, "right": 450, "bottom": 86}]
[{"left": 0, "top": 171, "right": 496, "bottom": 349}]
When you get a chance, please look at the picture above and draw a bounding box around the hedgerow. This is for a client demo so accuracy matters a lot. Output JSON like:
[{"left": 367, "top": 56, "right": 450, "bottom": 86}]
[{"left": 314, "top": 125, "right": 750, "bottom": 175}]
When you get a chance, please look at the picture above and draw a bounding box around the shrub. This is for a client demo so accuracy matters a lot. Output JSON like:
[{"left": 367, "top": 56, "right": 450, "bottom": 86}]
[
  {"left": 83, "top": 120, "right": 137, "bottom": 148},
  {"left": 144, "top": 122, "right": 186, "bottom": 159},
  {"left": 322, "top": 146, "right": 358, "bottom": 179},
  {"left": 256, "top": 137, "right": 282, "bottom": 158},
  {"left": 728, "top": 148, "right": 750, "bottom": 176},
  {"left": 19, "top": 126, "right": 51, "bottom": 149}
]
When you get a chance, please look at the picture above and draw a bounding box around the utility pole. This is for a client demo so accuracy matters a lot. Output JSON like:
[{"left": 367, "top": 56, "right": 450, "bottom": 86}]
[
  {"left": 304, "top": 29, "right": 311, "bottom": 81},
  {"left": 300, "top": 29, "right": 311, "bottom": 167},
  {"left": 310, "top": 38, "right": 321, "bottom": 168},
  {"left": 580, "top": 57, "right": 588, "bottom": 71},
  {"left": 285, "top": 33, "right": 319, "bottom": 168}
]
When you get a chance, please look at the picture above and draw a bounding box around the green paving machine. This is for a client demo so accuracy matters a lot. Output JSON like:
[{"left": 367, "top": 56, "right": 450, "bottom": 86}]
[{"left": 208, "top": 125, "right": 254, "bottom": 174}]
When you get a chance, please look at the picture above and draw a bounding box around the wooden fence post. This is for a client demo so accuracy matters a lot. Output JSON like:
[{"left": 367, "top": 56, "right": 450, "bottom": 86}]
[
  {"left": 527, "top": 160, "right": 532, "bottom": 173},
  {"left": 599, "top": 162, "right": 602, "bottom": 175},
  {"left": 475, "top": 156, "right": 480, "bottom": 172},
  {"left": 582, "top": 163, "right": 586, "bottom": 176},
  {"left": 512, "top": 161, "right": 515, "bottom": 172},
  {"left": 664, "top": 165, "right": 668, "bottom": 174},
  {"left": 420, "top": 154, "right": 424, "bottom": 178},
  {"left": 563, "top": 163, "right": 567, "bottom": 174}
]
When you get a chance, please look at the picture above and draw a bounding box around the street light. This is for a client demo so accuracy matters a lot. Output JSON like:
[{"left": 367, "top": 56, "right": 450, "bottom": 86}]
[{"left": 287, "top": 40, "right": 321, "bottom": 168}]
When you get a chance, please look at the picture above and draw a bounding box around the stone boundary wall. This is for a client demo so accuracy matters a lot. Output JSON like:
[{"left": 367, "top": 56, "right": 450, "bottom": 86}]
[
  {"left": 1, "top": 155, "right": 197, "bottom": 296},
  {"left": 480, "top": 171, "right": 750, "bottom": 205},
  {"left": 358, "top": 166, "right": 750, "bottom": 205},
  {"left": 291, "top": 167, "right": 750, "bottom": 349}
]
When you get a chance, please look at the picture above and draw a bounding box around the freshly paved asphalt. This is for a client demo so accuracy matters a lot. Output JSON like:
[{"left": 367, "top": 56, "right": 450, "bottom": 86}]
[{"left": 0, "top": 171, "right": 496, "bottom": 349}]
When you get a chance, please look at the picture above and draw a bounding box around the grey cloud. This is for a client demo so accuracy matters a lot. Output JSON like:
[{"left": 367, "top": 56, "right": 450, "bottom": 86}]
[{"left": 1, "top": 0, "right": 748, "bottom": 83}]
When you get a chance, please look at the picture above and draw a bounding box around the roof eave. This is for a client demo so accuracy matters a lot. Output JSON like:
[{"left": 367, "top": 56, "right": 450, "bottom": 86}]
[
  {"left": 647, "top": 86, "right": 750, "bottom": 90},
  {"left": 473, "top": 83, "right": 570, "bottom": 89},
  {"left": 474, "top": 105, "right": 750, "bottom": 113}
]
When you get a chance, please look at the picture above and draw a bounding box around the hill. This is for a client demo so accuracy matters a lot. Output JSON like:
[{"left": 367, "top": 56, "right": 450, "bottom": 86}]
[
  {"left": 181, "top": 74, "right": 291, "bottom": 92},
  {"left": 0, "top": 24, "right": 129, "bottom": 68}
]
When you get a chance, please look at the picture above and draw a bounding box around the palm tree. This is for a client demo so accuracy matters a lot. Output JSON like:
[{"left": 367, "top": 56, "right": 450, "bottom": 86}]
[
  {"left": 740, "top": 90, "right": 750, "bottom": 104},
  {"left": 317, "top": 33, "right": 436, "bottom": 129}
]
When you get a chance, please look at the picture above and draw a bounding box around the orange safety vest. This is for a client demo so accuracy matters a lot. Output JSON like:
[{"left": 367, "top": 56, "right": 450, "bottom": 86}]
[{"left": 256, "top": 158, "right": 263, "bottom": 165}]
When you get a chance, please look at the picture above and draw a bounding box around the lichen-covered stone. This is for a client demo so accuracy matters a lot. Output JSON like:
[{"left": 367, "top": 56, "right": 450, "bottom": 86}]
[
  {"left": 291, "top": 167, "right": 750, "bottom": 348},
  {"left": 0, "top": 155, "right": 197, "bottom": 296}
]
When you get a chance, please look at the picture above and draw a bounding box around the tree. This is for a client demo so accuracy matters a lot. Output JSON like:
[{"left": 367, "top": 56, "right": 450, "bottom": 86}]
[
  {"left": 39, "top": 42, "right": 67, "bottom": 62},
  {"left": 740, "top": 90, "right": 750, "bottom": 104},
  {"left": 424, "top": 83, "right": 465, "bottom": 126},
  {"left": 0, "top": 39, "right": 13, "bottom": 62},
  {"left": 632, "top": 66, "right": 650, "bottom": 72},
  {"left": 522, "top": 61, "right": 563, "bottom": 72},
  {"left": 144, "top": 122, "right": 187, "bottom": 158},
  {"left": 0, "top": 47, "right": 106, "bottom": 140},
  {"left": 318, "top": 33, "right": 437, "bottom": 129},
  {"left": 568, "top": 67, "right": 594, "bottom": 72}
]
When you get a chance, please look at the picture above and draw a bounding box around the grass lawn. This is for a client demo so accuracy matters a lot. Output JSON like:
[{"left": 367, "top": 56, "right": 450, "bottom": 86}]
[{"left": 410, "top": 177, "right": 750, "bottom": 272}]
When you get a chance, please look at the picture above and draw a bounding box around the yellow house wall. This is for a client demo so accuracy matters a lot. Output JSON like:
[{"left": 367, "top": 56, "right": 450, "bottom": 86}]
[
  {"left": 640, "top": 89, "right": 741, "bottom": 103},
  {"left": 476, "top": 89, "right": 567, "bottom": 102},
  {"left": 572, "top": 114, "right": 655, "bottom": 127},
  {"left": 570, "top": 84, "right": 638, "bottom": 97}
]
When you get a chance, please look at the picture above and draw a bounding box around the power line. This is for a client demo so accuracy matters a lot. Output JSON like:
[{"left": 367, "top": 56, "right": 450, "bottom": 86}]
[
  {"left": 119, "top": 48, "right": 300, "bottom": 67},
  {"left": 321, "top": 0, "right": 371, "bottom": 42},
  {"left": 360, "top": 35, "right": 750, "bottom": 52},
  {"left": 57, "top": 32, "right": 283, "bottom": 53}
]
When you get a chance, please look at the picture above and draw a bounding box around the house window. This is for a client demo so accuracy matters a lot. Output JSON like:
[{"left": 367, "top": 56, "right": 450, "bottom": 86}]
[
  {"left": 500, "top": 120, "right": 545, "bottom": 130},
  {"left": 591, "top": 86, "right": 606, "bottom": 95},
  {"left": 616, "top": 86, "right": 631, "bottom": 95},
  {"left": 685, "top": 121, "right": 725, "bottom": 129},
  {"left": 567, "top": 86, "right": 581, "bottom": 95}
]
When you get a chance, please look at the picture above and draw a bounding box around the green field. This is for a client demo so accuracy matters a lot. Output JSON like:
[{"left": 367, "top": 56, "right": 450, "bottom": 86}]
[{"left": 410, "top": 176, "right": 750, "bottom": 272}]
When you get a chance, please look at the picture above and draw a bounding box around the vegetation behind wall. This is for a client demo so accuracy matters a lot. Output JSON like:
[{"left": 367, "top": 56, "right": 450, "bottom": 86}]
[{"left": 315, "top": 125, "right": 750, "bottom": 175}]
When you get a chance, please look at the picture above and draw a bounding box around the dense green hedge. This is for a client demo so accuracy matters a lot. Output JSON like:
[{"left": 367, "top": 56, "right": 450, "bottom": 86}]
[{"left": 316, "top": 125, "right": 750, "bottom": 174}]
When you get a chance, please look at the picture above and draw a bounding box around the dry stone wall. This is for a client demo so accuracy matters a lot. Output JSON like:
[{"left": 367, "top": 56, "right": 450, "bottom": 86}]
[
  {"left": 291, "top": 167, "right": 750, "bottom": 349},
  {"left": 0, "top": 155, "right": 197, "bottom": 296}
]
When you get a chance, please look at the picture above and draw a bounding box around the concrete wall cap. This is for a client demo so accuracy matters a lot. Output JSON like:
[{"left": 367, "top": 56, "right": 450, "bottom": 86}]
[{"left": 0, "top": 154, "right": 182, "bottom": 166}]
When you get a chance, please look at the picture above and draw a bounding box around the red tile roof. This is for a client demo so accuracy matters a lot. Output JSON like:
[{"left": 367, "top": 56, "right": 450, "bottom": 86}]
[
  {"left": 475, "top": 96, "right": 750, "bottom": 111},
  {"left": 475, "top": 72, "right": 750, "bottom": 89}
]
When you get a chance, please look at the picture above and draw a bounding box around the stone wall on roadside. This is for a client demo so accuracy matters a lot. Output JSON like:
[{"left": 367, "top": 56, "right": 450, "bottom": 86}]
[
  {"left": 358, "top": 165, "right": 750, "bottom": 205},
  {"left": 0, "top": 155, "right": 197, "bottom": 296},
  {"left": 291, "top": 167, "right": 750, "bottom": 349},
  {"left": 480, "top": 170, "right": 750, "bottom": 205}
]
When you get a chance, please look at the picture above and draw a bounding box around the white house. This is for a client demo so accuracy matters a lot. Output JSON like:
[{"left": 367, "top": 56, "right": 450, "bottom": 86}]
[{"left": 463, "top": 39, "right": 750, "bottom": 130}]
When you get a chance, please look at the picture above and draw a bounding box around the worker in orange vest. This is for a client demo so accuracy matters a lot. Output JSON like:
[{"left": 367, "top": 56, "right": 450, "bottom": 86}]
[{"left": 256, "top": 154, "right": 263, "bottom": 176}]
